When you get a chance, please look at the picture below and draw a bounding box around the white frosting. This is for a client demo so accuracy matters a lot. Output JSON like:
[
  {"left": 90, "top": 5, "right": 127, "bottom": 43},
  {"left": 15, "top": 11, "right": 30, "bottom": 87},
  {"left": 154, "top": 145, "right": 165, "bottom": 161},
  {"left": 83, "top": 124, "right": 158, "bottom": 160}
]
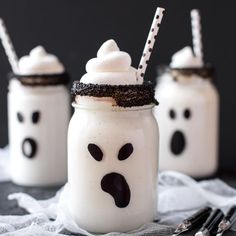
[
  {"left": 170, "top": 46, "right": 203, "bottom": 68},
  {"left": 80, "top": 39, "right": 140, "bottom": 85},
  {"left": 18, "top": 46, "right": 65, "bottom": 75}
]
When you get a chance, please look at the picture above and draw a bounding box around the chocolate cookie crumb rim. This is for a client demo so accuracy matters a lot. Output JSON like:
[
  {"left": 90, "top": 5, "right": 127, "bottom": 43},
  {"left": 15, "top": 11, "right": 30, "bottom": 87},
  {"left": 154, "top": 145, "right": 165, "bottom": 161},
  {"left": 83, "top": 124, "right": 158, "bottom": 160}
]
[
  {"left": 158, "top": 64, "right": 214, "bottom": 79},
  {"left": 9, "top": 72, "right": 70, "bottom": 86},
  {"left": 71, "top": 81, "right": 159, "bottom": 108}
]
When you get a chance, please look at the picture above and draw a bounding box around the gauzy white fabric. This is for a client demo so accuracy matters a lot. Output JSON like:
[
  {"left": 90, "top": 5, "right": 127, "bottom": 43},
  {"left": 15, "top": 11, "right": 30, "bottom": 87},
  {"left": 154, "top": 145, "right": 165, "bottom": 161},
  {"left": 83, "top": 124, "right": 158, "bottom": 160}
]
[
  {"left": 0, "top": 147, "right": 10, "bottom": 182},
  {"left": 1, "top": 149, "right": 236, "bottom": 235}
]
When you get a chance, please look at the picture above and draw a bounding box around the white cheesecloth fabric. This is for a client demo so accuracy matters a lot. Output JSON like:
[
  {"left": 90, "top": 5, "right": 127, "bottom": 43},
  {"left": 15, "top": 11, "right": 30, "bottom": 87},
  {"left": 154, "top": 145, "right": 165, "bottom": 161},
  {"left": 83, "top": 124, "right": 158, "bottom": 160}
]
[
  {"left": 0, "top": 148, "right": 236, "bottom": 235},
  {"left": 0, "top": 147, "right": 10, "bottom": 182}
]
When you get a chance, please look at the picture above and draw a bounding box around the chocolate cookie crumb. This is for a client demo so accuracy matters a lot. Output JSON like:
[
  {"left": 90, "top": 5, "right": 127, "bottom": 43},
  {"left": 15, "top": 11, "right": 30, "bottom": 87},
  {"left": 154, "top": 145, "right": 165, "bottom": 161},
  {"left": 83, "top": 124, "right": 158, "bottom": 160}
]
[
  {"left": 71, "top": 81, "right": 158, "bottom": 108},
  {"left": 157, "top": 64, "right": 215, "bottom": 79}
]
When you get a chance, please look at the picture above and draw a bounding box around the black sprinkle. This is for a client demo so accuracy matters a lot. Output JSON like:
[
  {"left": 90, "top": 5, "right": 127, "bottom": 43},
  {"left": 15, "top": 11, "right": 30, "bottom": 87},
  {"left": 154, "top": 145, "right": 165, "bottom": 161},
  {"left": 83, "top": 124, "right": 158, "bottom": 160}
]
[
  {"left": 156, "top": 15, "right": 159, "bottom": 19},
  {"left": 154, "top": 35, "right": 157, "bottom": 39},
  {"left": 157, "top": 23, "right": 161, "bottom": 27},
  {"left": 151, "top": 28, "right": 154, "bottom": 32},
  {"left": 143, "top": 53, "right": 146, "bottom": 57},
  {"left": 139, "top": 65, "right": 143, "bottom": 69},
  {"left": 148, "top": 40, "right": 151, "bottom": 44},
  {"left": 149, "top": 48, "right": 152, "bottom": 52},
  {"left": 141, "top": 73, "right": 144, "bottom": 77},
  {"left": 146, "top": 60, "right": 149, "bottom": 64}
]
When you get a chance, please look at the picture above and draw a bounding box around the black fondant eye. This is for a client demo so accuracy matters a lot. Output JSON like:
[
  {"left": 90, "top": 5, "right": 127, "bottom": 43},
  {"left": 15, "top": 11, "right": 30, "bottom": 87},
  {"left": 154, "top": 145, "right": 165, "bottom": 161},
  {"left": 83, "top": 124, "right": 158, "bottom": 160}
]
[
  {"left": 169, "top": 109, "right": 176, "bottom": 119},
  {"left": 32, "top": 111, "right": 40, "bottom": 124},
  {"left": 17, "top": 112, "right": 24, "bottom": 123},
  {"left": 88, "top": 143, "right": 103, "bottom": 161},
  {"left": 183, "top": 109, "right": 191, "bottom": 119},
  {"left": 118, "top": 143, "right": 133, "bottom": 161}
]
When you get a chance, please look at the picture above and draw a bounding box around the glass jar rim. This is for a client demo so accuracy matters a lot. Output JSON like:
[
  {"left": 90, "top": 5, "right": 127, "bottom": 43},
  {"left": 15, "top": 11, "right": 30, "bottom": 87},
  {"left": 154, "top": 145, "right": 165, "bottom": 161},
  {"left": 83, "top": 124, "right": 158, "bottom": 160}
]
[{"left": 72, "top": 101, "right": 155, "bottom": 111}]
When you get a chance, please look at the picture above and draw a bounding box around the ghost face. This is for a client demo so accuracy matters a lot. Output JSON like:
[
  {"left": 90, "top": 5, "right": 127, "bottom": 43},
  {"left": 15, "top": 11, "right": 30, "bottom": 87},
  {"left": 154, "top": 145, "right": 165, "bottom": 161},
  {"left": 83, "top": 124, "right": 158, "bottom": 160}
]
[
  {"left": 8, "top": 81, "right": 70, "bottom": 186},
  {"left": 68, "top": 105, "right": 158, "bottom": 233},
  {"left": 155, "top": 73, "right": 219, "bottom": 177},
  {"left": 88, "top": 142, "right": 133, "bottom": 208},
  {"left": 17, "top": 110, "right": 40, "bottom": 158},
  {"left": 168, "top": 108, "right": 191, "bottom": 155}
]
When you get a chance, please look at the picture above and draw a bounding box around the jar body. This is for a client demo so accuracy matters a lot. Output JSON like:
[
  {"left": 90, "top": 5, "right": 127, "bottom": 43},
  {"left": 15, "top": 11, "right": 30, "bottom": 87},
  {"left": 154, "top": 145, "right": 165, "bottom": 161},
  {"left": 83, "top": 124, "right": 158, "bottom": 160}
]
[
  {"left": 154, "top": 73, "right": 219, "bottom": 177},
  {"left": 8, "top": 79, "right": 70, "bottom": 186},
  {"left": 68, "top": 103, "right": 159, "bottom": 233}
]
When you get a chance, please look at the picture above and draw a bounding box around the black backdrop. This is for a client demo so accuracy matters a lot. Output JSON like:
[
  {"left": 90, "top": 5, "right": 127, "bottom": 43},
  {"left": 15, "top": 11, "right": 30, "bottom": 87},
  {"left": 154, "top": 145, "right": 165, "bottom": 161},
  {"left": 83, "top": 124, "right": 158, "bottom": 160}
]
[{"left": 0, "top": 0, "right": 235, "bottom": 171}]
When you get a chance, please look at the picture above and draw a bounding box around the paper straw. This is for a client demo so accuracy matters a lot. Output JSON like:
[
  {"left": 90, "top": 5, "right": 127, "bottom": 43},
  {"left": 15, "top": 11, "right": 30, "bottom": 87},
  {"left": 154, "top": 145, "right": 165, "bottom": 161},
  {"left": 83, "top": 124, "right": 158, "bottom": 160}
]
[
  {"left": 137, "top": 7, "right": 165, "bottom": 83},
  {"left": 191, "top": 9, "right": 203, "bottom": 65},
  {"left": 0, "top": 18, "right": 19, "bottom": 73}
]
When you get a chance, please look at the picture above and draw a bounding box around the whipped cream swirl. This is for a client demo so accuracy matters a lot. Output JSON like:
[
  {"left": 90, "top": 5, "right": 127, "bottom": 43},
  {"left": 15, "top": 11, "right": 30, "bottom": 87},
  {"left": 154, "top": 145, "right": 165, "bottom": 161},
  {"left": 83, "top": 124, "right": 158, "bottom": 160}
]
[
  {"left": 18, "top": 46, "right": 65, "bottom": 75},
  {"left": 80, "top": 39, "right": 140, "bottom": 85},
  {"left": 170, "top": 46, "right": 203, "bottom": 68}
]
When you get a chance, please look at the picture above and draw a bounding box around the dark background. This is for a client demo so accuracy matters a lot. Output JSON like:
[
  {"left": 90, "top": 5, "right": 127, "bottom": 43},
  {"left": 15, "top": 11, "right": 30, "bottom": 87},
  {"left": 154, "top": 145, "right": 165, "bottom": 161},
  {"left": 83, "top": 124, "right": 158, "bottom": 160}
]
[{"left": 0, "top": 0, "right": 235, "bottom": 171}]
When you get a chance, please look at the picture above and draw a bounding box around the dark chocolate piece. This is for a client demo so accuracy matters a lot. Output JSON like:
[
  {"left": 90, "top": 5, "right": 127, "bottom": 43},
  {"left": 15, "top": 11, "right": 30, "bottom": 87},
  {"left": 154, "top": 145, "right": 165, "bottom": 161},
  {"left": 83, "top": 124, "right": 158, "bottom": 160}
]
[
  {"left": 22, "top": 137, "right": 37, "bottom": 159},
  {"left": 170, "top": 130, "right": 186, "bottom": 155},
  {"left": 88, "top": 143, "right": 103, "bottom": 162},
  {"left": 118, "top": 143, "right": 134, "bottom": 161},
  {"left": 9, "top": 72, "right": 70, "bottom": 86},
  {"left": 71, "top": 81, "right": 158, "bottom": 108},
  {"left": 101, "top": 172, "right": 130, "bottom": 208},
  {"left": 32, "top": 111, "right": 40, "bottom": 124}
]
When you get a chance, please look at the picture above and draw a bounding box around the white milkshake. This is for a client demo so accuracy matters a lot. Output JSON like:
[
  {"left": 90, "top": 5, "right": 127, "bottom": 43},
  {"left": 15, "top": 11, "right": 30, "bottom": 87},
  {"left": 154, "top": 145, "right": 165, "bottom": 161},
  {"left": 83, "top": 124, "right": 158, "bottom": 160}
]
[
  {"left": 68, "top": 40, "right": 159, "bottom": 233},
  {"left": 154, "top": 46, "right": 219, "bottom": 177},
  {"left": 8, "top": 46, "right": 70, "bottom": 186}
]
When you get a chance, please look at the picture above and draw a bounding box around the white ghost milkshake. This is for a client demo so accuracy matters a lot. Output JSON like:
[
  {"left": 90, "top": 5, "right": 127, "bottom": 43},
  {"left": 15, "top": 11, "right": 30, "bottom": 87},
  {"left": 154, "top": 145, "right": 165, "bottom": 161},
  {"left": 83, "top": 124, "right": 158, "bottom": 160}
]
[
  {"left": 8, "top": 46, "right": 70, "bottom": 186},
  {"left": 68, "top": 40, "right": 159, "bottom": 233},
  {"left": 154, "top": 46, "right": 219, "bottom": 177}
]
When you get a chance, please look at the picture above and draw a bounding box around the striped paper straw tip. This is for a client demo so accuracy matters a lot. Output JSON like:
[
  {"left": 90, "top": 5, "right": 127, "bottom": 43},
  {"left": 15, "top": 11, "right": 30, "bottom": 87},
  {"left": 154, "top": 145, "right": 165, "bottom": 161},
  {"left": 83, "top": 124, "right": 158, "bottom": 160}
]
[{"left": 137, "top": 7, "right": 165, "bottom": 83}]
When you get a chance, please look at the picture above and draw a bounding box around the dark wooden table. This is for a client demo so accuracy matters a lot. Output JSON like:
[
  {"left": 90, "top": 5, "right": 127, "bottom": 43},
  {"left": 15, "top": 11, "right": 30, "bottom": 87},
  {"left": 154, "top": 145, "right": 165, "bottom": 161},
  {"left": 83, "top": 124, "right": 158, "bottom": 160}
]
[{"left": 0, "top": 170, "right": 235, "bottom": 235}]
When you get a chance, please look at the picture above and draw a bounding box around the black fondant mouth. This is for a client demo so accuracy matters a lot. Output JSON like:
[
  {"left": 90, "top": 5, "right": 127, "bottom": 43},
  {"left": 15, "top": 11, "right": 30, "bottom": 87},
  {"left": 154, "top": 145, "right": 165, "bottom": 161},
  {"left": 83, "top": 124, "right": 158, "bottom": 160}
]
[
  {"left": 22, "top": 137, "right": 37, "bottom": 158},
  {"left": 170, "top": 130, "right": 186, "bottom": 155},
  {"left": 101, "top": 172, "right": 130, "bottom": 208}
]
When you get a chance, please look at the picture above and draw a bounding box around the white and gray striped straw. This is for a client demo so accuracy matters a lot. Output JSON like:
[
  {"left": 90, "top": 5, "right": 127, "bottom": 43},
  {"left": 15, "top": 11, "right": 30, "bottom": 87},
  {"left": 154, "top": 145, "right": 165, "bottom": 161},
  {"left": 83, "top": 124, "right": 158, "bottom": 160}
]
[
  {"left": 137, "top": 7, "right": 165, "bottom": 83},
  {"left": 0, "top": 18, "right": 19, "bottom": 73},
  {"left": 191, "top": 9, "right": 204, "bottom": 66}
]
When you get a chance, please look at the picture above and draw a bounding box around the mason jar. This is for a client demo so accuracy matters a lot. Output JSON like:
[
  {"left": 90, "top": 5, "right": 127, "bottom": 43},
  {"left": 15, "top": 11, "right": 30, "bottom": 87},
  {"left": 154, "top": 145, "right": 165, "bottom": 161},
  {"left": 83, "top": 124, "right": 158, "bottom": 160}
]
[
  {"left": 154, "top": 66, "right": 219, "bottom": 177},
  {"left": 8, "top": 73, "right": 70, "bottom": 186},
  {"left": 68, "top": 98, "right": 159, "bottom": 233}
]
